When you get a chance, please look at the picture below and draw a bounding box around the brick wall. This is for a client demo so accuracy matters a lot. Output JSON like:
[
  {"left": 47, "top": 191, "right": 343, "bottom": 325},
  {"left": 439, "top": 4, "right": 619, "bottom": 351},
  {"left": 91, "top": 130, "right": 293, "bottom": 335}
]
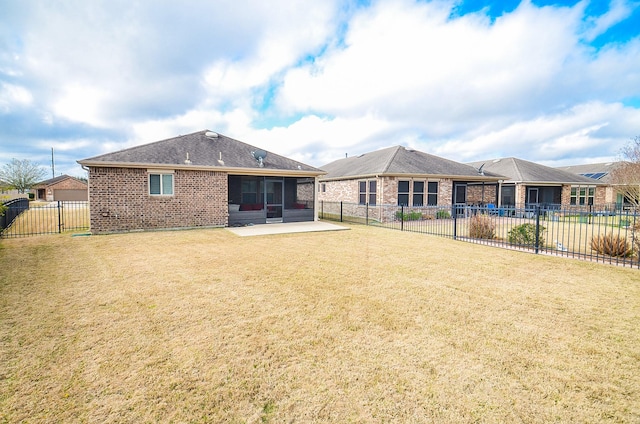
[
  {"left": 319, "top": 179, "right": 359, "bottom": 203},
  {"left": 319, "top": 176, "right": 454, "bottom": 206},
  {"left": 88, "top": 167, "right": 228, "bottom": 234},
  {"left": 466, "top": 184, "right": 497, "bottom": 204}
]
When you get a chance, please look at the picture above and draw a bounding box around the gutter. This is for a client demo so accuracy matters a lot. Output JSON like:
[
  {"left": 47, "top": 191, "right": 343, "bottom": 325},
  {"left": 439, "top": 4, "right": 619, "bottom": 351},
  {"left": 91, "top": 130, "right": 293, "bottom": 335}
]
[{"left": 77, "top": 161, "right": 325, "bottom": 178}]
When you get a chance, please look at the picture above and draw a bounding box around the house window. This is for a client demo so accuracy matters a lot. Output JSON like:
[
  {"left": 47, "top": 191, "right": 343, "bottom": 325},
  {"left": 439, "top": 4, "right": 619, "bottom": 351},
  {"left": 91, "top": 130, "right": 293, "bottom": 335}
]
[
  {"left": 149, "top": 173, "right": 174, "bottom": 195},
  {"left": 359, "top": 180, "right": 376, "bottom": 205},
  {"left": 570, "top": 186, "right": 595, "bottom": 205},
  {"left": 241, "top": 179, "right": 261, "bottom": 204},
  {"left": 398, "top": 180, "right": 409, "bottom": 206},
  {"left": 359, "top": 181, "right": 367, "bottom": 204},
  {"left": 369, "top": 180, "right": 377, "bottom": 205},
  {"left": 427, "top": 182, "right": 438, "bottom": 206},
  {"left": 413, "top": 181, "right": 424, "bottom": 206}
]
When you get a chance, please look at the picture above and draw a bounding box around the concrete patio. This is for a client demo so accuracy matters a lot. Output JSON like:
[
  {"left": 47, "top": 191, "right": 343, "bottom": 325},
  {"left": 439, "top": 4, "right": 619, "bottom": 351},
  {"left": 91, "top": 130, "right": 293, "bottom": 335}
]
[{"left": 226, "top": 221, "right": 349, "bottom": 237}]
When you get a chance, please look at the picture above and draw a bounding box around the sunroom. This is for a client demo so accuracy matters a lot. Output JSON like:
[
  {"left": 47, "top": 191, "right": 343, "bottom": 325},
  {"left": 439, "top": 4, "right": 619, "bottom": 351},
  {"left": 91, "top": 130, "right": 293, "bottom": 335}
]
[{"left": 228, "top": 175, "right": 316, "bottom": 226}]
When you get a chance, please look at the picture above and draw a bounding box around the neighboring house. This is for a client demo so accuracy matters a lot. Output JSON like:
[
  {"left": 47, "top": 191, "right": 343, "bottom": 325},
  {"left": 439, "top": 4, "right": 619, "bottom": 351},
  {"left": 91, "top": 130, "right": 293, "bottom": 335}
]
[
  {"left": 467, "top": 157, "right": 606, "bottom": 209},
  {"left": 0, "top": 180, "right": 29, "bottom": 204},
  {"left": 0, "top": 179, "right": 28, "bottom": 201},
  {"left": 318, "top": 146, "right": 504, "bottom": 209},
  {"left": 77, "top": 130, "right": 325, "bottom": 234},
  {"left": 556, "top": 162, "right": 627, "bottom": 206},
  {"left": 32, "top": 174, "right": 88, "bottom": 201}
]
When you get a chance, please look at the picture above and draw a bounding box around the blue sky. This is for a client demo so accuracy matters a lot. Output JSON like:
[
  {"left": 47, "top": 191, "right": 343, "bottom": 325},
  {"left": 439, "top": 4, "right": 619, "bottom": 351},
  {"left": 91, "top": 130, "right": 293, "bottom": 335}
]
[{"left": 1, "top": 0, "right": 639, "bottom": 178}]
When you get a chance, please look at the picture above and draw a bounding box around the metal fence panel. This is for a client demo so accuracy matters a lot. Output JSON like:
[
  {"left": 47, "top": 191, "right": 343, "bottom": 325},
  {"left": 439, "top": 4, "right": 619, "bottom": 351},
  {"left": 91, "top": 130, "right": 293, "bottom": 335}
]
[
  {"left": 0, "top": 201, "right": 90, "bottom": 238},
  {"left": 319, "top": 201, "right": 640, "bottom": 269}
]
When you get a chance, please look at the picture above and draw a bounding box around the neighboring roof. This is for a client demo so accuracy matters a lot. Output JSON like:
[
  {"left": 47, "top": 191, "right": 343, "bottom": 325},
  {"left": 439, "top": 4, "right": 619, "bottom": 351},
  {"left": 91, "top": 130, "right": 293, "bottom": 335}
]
[
  {"left": 320, "top": 146, "right": 504, "bottom": 181},
  {"left": 33, "top": 174, "right": 86, "bottom": 187},
  {"left": 78, "top": 130, "right": 324, "bottom": 177},
  {"left": 556, "top": 162, "right": 623, "bottom": 184},
  {"left": 467, "top": 158, "right": 601, "bottom": 185}
]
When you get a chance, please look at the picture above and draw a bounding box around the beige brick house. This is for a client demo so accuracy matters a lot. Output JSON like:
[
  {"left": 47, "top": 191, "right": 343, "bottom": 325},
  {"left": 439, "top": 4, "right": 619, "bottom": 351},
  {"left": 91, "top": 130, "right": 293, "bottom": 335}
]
[
  {"left": 468, "top": 157, "right": 607, "bottom": 209},
  {"left": 557, "top": 162, "right": 627, "bottom": 207},
  {"left": 318, "top": 146, "right": 503, "bottom": 212},
  {"left": 32, "top": 174, "right": 88, "bottom": 201},
  {"left": 78, "top": 130, "right": 324, "bottom": 234}
]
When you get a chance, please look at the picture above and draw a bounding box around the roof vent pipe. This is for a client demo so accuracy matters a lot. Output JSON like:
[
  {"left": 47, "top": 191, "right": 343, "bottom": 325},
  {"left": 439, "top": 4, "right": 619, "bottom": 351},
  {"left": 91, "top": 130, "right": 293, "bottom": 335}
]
[{"left": 205, "top": 131, "right": 218, "bottom": 138}]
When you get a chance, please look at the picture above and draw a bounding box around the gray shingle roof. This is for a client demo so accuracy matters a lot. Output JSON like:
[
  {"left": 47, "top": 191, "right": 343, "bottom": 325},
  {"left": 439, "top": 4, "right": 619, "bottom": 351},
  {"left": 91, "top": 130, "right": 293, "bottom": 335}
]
[
  {"left": 320, "top": 146, "right": 503, "bottom": 180},
  {"left": 34, "top": 174, "right": 85, "bottom": 187},
  {"left": 78, "top": 130, "right": 323, "bottom": 174},
  {"left": 467, "top": 158, "right": 601, "bottom": 184},
  {"left": 556, "top": 162, "right": 623, "bottom": 184}
]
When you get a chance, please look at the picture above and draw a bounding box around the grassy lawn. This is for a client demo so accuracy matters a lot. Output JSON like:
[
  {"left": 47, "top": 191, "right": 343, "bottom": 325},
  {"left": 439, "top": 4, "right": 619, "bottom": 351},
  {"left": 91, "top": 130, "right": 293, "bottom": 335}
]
[{"left": 1, "top": 224, "right": 639, "bottom": 423}]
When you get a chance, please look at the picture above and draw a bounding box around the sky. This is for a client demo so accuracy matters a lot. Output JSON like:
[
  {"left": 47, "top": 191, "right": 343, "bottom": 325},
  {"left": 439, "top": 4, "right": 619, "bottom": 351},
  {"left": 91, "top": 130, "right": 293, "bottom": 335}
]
[{"left": 1, "top": 0, "right": 639, "bottom": 178}]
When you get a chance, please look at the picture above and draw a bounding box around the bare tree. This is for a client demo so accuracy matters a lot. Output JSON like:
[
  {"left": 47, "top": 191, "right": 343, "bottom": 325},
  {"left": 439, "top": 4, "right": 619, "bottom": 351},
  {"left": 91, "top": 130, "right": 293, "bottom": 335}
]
[
  {"left": 0, "top": 158, "right": 47, "bottom": 194},
  {"left": 610, "top": 136, "right": 640, "bottom": 208}
]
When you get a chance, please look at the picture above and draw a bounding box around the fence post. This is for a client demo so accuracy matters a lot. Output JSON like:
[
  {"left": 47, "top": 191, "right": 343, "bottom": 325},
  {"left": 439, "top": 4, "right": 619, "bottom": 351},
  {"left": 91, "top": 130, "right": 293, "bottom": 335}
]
[
  {"left": 340, "top": 202, "right": 343, "bottom": 222},
  {"left": 58, "top": 201, "right": 63, "bottom": 233},
  {"left": 453, "top": 206, "right": 457, "bottom": 240},
  {"left": 401, "top": 205, "right": 404, "bottom": 231},
  {"left": 534, "top": 205, "right": 541, "bottom": 254},
  {"left": 366, "top": 203, "right": 369, "bottom": 226}
]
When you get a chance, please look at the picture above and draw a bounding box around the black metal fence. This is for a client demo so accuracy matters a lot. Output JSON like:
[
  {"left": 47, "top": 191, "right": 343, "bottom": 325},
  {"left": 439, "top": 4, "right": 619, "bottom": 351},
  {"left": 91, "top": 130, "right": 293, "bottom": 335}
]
[
  {"left": 319, "top": 201, "right": 640, "bottom": 269},
  {"left": 0, "top": 200, "right": 89, "bottom": 238}
]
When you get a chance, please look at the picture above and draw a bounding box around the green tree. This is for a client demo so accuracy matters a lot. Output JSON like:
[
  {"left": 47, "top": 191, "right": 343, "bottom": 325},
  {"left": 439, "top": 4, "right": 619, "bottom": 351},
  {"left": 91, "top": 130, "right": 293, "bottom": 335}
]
[{"left": 0, "top": 158, "right": 47, "bottom": 194}]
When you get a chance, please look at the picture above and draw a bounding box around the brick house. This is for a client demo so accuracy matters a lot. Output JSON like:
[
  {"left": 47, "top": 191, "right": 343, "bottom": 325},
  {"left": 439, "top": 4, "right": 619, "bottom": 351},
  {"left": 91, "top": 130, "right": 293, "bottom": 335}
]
[
  {"left": 468, "top": 157, "right": 606, "bottom": 209},
  {"left": 318, "top": 146, "right": 504, "bottom": 214},
  {"left": 77, "top": 130, "right": 325, "bottom": 234},
  {"left": 556, "top": 162, "right": 628, "bottom": 207},
  {"left": 32, "top": 174, "right": 88, "bottom": 201}
]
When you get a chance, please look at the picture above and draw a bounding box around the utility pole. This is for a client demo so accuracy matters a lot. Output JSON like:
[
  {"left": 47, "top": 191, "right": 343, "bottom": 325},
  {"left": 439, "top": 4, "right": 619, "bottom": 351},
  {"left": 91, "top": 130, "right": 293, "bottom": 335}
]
[{"left": 51, "top": 147, "right": 55, "bottom": 178}]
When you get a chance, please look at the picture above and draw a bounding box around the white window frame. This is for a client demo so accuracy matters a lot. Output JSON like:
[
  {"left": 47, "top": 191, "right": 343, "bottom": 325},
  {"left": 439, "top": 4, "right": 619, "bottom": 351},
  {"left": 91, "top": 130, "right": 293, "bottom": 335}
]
[{"left": 148, "top": 169, "right": 174, "bottom": 196}]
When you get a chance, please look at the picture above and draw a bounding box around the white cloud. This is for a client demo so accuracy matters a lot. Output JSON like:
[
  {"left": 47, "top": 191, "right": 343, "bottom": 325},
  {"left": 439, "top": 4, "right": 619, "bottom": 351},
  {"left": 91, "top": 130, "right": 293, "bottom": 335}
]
[
  {"left": 240, "top": 113, "right": 394, "bottom": 165},
  {"left": 276, "top": 0, "right": 583, "bottom": 122},
  {"left": 52, "top": 85, "right": 109, "bottom": 127},
  {"left": 582, "top": 0, "right": 636, "bottom": 42},
  {"left": 1, "top": 0, "right": 639, "bottom": 175},
  {"left": 0, "top": 82, "right": 33, "bottom": 112},
  {"left": 431, "top": 102, "right": 640, "bottom": 162}
]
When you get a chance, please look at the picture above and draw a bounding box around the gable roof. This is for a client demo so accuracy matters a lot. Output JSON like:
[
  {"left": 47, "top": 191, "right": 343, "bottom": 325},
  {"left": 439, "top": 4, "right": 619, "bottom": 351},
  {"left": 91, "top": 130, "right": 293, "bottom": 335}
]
[
  {"left": 78, "top": 130, "right": 324, "bottom": 177},
  {"left": 320, "top": 146, "right": 503, "bottom": 181},
  {"left": 467, "top": 158, "right": 601, "bottom": 185},
  {"left": 33, "top": 174, "right": 86, "bottom": 187},
  {"left": 556, "top": 162, "right": 623, "bottom": 184}
]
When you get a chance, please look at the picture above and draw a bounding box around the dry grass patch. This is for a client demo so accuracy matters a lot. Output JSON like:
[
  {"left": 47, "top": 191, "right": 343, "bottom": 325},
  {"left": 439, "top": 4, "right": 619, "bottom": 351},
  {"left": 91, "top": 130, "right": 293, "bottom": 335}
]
[{"left": 1, "top": 225, "right": 639, "bottom": 423}]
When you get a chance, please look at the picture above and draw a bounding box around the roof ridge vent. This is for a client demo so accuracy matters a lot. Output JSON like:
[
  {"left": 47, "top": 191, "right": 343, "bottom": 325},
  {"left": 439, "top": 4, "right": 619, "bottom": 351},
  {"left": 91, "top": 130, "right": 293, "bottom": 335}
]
[{"left": 205, "top": 131, "right": 218, "bottom": 138}]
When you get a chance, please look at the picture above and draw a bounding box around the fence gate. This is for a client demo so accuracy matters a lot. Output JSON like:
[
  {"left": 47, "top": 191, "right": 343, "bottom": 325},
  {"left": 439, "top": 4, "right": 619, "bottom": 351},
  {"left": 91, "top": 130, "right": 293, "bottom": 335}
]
[{"left": 0, "top": 200, "right": 90, "bottom": 238}]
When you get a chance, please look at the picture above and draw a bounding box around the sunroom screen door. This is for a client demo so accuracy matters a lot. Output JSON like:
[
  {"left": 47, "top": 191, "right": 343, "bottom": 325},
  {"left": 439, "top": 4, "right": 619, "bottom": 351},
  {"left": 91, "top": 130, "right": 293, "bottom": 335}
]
[{"left": 265, "top": 178, "right": 283, "bottom": 223}]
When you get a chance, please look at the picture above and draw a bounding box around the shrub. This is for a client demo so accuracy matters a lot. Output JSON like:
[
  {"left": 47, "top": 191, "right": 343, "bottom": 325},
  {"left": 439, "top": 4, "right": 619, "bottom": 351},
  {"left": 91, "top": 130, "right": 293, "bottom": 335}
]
[
  {"left": 395, "top": 210, "right": 422, "bottom": 221},
  {"left": 436, "top": 210, "right": 451, "bottom": 219},
  {"left": 468, "top": 214, "right": 495, "bottom": 239},
  {"left": 508, "top": 223, "right": 546, "bottom": 246},
  {"left": 590, "top": 234, "right": 632, "bottom": 257}
]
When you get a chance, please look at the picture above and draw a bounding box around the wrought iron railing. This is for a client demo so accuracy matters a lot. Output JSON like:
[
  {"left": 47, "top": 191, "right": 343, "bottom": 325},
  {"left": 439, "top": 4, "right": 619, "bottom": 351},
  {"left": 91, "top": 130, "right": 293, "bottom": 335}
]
[{"left": 319, "top": 201, "right": 640, "bottom": 268}]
